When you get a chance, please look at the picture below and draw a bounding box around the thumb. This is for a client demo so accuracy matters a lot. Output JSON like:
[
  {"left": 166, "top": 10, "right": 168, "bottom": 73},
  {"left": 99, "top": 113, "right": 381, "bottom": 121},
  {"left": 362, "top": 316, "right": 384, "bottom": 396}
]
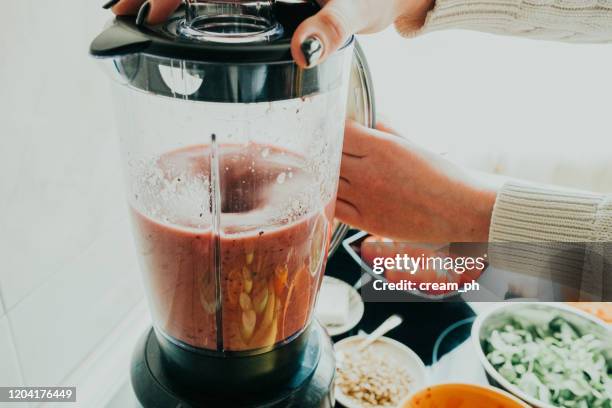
[{"left": 291, "top": 0, "right": 366, "bottom": 68}]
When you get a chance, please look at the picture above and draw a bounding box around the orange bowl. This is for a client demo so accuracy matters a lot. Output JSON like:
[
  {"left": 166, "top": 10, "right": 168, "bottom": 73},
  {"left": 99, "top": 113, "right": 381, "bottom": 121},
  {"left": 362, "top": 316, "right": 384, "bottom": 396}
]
[{"left": 401, "top": 383, "right": 529, "bottom": 408}]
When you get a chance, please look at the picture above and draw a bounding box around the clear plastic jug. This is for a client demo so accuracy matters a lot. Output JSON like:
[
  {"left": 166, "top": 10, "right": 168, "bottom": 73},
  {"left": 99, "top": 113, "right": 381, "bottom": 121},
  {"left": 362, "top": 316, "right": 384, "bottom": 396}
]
[{"left": 91, "top": 0, "right": 374, "bottom": 353}]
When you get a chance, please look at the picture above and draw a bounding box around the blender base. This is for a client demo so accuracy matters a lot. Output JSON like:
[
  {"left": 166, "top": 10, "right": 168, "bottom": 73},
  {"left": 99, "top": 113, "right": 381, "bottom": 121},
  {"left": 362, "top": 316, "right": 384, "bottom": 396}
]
[{"left": 130, "top": 321, "right": 335, "bottom": 408}]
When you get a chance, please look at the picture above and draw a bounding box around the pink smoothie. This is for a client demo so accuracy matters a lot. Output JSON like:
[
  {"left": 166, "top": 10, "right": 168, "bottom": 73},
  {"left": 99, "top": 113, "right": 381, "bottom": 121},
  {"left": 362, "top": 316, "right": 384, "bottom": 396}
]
[{"left": 130, "top": 144, "right": 335, "bottom": 351}]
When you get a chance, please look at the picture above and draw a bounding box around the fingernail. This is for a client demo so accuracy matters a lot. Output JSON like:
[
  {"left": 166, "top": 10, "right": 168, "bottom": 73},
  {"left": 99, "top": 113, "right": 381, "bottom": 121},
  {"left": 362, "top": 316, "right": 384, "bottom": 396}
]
[
  {"left": 136, "top": 1, "right": 151, "bottom": 26},
  {"left": 102, "top": 0, "right": 120, "bottom": 9},
  {"left": 301, "top": 36, "right": 323, "bottom": 68}
]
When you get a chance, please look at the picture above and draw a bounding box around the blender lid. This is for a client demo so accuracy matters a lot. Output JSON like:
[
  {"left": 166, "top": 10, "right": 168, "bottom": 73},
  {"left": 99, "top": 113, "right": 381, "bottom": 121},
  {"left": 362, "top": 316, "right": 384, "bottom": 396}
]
[
  {"left": 91, "top": 0, "right": 325, "bottom": 63},
  {"left": 89, "top": 0, "right": 359, "bottom": 102}
]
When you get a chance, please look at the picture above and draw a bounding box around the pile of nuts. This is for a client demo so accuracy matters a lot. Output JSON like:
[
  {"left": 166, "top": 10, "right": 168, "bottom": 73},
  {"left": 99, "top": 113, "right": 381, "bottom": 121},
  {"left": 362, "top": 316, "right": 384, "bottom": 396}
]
[{"left": 336, "top": 348, "right": 413, "bottom": 407}]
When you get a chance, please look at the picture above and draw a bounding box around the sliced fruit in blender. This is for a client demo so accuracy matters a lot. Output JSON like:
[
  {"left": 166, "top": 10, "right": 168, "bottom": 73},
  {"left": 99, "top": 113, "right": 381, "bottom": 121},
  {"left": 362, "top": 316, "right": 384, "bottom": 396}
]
[
  {"left": 251, "top": 315, "right": 278, "bottom": 348},
  {"left": 244, "top": 241, "right": 255, "bottom": 265},
  {"left": 253, "top": 284, "right": 269, "bottom": 314},
  {"left": 227, "top": 268, "right": 243, "bottom": 307},
  {"left": 281, "top": 266, "right": 311, "bottom": 339},
  {"left": 239, "top": 293, "right": 252, "bottom": 311},
  {"left": 250, "top": 285, "right": 279, "bottom": 348},
  {"left": 241, "top": 309, "right": 257, "bottom": 341},
  {"left": 242, "top": 266, "right": 253, "bottom": 294},
  {"left": 274, "top": 264, "right": 289, "bottom": 296},
  {"left": 199, "top": 286, "right": 217, "bottom": 315},
  {"left": 260, "top": 282, "right": 276, "bottom": 329}
]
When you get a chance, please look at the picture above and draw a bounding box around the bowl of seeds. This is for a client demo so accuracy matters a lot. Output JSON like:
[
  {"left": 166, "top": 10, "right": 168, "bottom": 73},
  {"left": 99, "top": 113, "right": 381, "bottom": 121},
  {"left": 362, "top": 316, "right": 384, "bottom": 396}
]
[{"left": 335, "top": 335, "right": 427, "bottom": 408}]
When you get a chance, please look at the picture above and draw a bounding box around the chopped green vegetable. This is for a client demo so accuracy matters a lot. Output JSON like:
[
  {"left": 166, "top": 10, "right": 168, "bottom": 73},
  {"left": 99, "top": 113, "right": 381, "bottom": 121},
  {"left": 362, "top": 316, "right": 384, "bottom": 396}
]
[{"left": 483, "top": 314, "right": 611, "bottom": 408}]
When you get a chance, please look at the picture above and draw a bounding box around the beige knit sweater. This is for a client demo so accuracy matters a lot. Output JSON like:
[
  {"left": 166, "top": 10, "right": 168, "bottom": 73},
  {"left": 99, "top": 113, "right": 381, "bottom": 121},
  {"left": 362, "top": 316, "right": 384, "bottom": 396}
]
[
  {"left": 401, "top": 0, "right": 612, "bottom": 42},
  {"left": 397, "top": 0, "right": 612, "bottom": 299},
  {"left": 488, "top": 183, "right": 611, "bottom": 300}
]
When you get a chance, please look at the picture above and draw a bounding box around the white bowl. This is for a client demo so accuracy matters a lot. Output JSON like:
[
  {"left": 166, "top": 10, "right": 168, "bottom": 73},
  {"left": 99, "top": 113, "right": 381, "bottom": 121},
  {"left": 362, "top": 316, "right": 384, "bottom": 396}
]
[
  {"left": 471, "top": 302, "right": 612, "bottom": 408},
  {"left": 334, "top": 335, "right": 427, "bottom": 408}
]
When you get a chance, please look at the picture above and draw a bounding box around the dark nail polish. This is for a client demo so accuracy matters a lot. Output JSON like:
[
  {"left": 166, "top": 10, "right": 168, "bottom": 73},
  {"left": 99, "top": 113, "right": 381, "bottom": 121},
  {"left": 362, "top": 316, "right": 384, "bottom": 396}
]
[
  {"left": 136, "top": 1, "right": 151, "bottom": 26},
  {"left": 102, "top": 0, "right": 120, "bottom": 9},
  {"left": 301, "top": 37, "right": 323, "bottom": 68}
]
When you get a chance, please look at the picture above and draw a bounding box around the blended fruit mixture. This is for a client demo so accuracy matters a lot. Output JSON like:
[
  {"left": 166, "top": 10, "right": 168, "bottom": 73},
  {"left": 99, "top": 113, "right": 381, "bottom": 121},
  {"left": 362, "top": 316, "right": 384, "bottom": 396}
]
[{"left": 130, "top": 144, "right": 334, "bottom": 351}]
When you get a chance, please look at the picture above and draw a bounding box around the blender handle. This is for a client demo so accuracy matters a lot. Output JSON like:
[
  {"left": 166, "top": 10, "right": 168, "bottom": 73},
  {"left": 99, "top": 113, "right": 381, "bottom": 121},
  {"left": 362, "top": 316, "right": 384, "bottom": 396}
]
[
  {"left": 350, "top": 40, "right": 377, "bottom": 130},
  {"left": 329, "top": 39, "right": 376, "bottom": 256}
]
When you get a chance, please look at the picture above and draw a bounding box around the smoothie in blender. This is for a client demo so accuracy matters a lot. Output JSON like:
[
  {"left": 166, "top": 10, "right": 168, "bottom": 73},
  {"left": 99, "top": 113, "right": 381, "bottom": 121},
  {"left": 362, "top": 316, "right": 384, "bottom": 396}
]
[{"left": 130, "top": 144, "right": 334, "bottom": 351}]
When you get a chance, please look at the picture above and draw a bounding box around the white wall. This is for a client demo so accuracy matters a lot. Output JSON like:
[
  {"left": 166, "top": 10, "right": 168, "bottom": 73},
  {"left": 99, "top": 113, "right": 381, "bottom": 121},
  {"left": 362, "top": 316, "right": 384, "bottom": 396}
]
[
  {"left": 0, "top": 0, "right": 611, "bottom": 403},
  {"left": 0, "top": 0, "right": 143, "bottom": 396},
  {"left": 358, "top": 29, "right": 612, "bottom": 192}
]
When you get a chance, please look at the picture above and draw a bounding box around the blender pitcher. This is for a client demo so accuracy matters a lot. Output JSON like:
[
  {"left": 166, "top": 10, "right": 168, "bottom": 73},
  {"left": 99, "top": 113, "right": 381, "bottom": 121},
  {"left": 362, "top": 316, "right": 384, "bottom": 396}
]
[{"left": 91, "top": 0, "right": 374, "bottom": 404}]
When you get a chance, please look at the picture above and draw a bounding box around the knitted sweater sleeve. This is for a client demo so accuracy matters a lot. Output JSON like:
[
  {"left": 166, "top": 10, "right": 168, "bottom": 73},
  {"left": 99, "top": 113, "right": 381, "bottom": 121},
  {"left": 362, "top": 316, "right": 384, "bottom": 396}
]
[
  {"left": 487, "top": 182, "right": 612, "bottom": 300},
  {"left": 396, "top": 0, "right": 612, "bottom": 42}
]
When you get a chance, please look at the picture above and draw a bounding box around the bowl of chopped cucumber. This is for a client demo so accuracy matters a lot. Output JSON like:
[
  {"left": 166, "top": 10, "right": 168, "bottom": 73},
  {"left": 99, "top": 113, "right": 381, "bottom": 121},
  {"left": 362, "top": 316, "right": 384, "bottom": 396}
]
[{"left": 472, "top": 303, "right": 612, "bottom": 408}]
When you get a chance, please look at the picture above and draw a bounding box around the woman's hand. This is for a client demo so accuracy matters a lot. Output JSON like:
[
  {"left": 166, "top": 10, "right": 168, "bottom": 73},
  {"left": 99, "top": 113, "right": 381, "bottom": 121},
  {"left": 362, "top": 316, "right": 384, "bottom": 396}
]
[
  {"left": 104, "top": 0, "right": 434, "bottom": 66},
  {"left": 104, "top": 0, "right": 182, "bottom": 26},
  {"left": 291, "top": 0, "right": 433, "bottom": 68},
  {"left": 337, "top": 120, "right": 497, "bottom": 242}
]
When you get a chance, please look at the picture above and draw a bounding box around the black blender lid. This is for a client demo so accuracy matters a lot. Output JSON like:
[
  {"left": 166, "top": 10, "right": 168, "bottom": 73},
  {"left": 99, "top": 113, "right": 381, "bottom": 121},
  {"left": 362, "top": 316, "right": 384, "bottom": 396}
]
[{"left": 90, "top": 0, "right": 320, "bottom": 63}]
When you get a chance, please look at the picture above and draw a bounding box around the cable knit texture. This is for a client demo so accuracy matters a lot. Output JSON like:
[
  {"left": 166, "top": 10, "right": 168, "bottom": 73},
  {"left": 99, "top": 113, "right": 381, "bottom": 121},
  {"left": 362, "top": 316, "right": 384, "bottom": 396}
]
[
  {"left": 489, "top": 182, "right": 605, "bottom": 242},
  {"left": 397, "top": 0, "right": 612, "bottom": 42},
  {"left": 488, "top": 182, "right": 611, "bottom": 300}
]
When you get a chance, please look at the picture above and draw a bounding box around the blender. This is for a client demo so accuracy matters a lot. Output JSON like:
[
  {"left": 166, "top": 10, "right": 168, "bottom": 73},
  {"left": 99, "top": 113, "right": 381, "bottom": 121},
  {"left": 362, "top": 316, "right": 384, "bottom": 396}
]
[{"left": 90, "top": 0, "right": 374, "bottom": 406}]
